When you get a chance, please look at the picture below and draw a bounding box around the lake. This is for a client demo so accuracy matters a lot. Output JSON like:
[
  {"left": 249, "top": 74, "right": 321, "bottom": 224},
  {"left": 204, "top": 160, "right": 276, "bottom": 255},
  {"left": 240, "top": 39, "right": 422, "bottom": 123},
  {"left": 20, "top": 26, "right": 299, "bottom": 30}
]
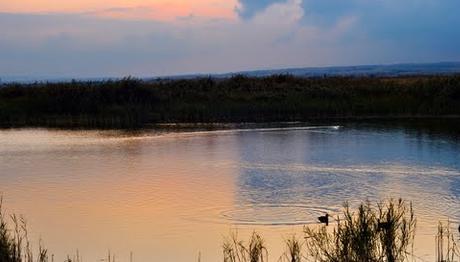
[{"left": 1, "top": 121, "right": 460, "bottom": 261}]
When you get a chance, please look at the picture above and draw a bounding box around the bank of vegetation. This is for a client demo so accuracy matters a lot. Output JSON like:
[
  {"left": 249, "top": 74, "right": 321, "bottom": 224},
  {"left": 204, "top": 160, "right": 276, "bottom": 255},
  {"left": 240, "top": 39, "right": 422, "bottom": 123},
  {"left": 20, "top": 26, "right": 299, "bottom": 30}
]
[{"left": 0, "top": 74, "right": 460, "bottom": 128}]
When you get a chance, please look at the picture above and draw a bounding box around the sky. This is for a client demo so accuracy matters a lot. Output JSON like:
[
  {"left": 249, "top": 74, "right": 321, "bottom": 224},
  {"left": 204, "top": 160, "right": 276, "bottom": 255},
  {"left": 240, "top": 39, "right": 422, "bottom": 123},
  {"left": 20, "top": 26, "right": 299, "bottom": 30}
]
[{"left": 1, "top": 0, "right": 460, "bottom": 78}]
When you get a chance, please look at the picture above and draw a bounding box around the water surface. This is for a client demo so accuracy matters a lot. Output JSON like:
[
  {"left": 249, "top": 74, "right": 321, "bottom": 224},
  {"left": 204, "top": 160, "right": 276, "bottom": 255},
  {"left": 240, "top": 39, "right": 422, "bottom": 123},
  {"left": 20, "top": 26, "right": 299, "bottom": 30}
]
[{"left": 1, "top": 122, "right": 460, "bottom": 261}]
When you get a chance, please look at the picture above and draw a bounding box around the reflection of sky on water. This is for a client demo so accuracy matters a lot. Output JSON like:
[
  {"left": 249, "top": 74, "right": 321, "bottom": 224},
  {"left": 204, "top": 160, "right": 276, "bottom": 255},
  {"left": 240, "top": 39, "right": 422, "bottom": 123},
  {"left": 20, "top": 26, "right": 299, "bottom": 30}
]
[
  {"left": 234, "top": 125, "right": 460, "bottom": 226},
  {"left": 1, "top": 122, "right": 460, "bottom": 261},
  {"left": 235, "top": 126, "right": 460, "bottom": 167},
  {"left": 449, "top": 176, "right": 460, "bottom": 199}
]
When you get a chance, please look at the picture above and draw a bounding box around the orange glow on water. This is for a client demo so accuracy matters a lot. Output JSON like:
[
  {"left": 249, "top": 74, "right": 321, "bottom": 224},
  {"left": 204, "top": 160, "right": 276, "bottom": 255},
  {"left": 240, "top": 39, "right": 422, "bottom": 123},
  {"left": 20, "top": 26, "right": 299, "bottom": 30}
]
[{"left": 1, "top": 127, "right": 458, "bottom": 261}]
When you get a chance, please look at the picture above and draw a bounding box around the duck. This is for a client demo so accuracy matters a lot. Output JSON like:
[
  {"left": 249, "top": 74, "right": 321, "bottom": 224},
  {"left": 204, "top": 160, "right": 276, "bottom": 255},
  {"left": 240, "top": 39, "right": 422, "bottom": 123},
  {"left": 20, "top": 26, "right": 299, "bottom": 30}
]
[
  {"left": 318, "top": 213, "right": 329, "bottom": 226},
  {"left": 377, "top": 219, "right": 391, "bottom": 231}
]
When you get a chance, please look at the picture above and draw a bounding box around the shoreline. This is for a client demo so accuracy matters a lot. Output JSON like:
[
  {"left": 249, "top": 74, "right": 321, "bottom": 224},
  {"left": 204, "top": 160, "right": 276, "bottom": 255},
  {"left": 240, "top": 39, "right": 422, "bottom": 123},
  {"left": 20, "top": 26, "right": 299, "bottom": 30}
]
[{"left": 1, "top": 116, "right": 460, "bottom": 130}]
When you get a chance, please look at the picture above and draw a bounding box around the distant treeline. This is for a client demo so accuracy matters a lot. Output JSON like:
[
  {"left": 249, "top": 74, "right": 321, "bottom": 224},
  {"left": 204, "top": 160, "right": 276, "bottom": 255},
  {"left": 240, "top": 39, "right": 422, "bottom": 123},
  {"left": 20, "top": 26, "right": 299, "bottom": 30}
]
[{"left": 0, "top": 74, "right": 459, "bottom": 128}]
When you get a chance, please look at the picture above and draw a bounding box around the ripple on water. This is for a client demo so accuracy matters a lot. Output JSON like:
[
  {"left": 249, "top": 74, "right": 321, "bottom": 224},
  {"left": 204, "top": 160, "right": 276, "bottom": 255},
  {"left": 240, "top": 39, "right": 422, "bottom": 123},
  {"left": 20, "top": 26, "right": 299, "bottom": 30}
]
[{"left": 219, "top": 204, "right": 340, "bottom": 226}]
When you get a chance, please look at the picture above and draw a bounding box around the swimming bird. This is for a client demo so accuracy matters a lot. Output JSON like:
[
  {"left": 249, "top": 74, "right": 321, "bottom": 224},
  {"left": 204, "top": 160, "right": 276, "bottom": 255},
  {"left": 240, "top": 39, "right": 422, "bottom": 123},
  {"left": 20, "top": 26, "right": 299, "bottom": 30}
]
[
  {"left": 318, "top": 214, "right": 329, "bottom": 226},
  {"left": 377, "top": 219, "right": 391, "bottom": 231}
]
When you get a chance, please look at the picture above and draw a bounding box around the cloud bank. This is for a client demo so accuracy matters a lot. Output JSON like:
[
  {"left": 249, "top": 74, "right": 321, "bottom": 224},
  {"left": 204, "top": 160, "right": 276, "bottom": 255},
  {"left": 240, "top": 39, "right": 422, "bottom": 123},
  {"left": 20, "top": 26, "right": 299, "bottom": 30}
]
[{"left": 0, "top": 0, "right": 459, "bottom": 78}]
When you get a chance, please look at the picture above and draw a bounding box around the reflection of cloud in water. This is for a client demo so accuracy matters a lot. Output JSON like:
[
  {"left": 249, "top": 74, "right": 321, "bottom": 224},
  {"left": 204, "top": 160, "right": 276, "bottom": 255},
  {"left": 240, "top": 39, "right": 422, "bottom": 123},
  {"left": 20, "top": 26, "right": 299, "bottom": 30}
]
[{"left": 228, "top": 124, "right": 460, "bottom": 228}]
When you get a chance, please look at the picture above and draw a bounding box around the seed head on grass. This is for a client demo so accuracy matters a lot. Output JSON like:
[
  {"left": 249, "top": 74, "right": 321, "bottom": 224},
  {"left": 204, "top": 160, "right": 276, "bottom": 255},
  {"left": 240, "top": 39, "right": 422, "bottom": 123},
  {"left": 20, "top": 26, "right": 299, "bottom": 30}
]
[
  {"left": 303, "top": 199, "right": 416, "bottom": 262},
  {"left": 0, "top": 197, "right": 50, "bottom": 262},
  {"left": 436, "top": 221, "right": 460, "bottom": 262},
  {"left": 223, "top": 231, "right": 268, "bottom": 262},
  {"left": 279, "top": 235, "right": 303, "bottom": 262}
]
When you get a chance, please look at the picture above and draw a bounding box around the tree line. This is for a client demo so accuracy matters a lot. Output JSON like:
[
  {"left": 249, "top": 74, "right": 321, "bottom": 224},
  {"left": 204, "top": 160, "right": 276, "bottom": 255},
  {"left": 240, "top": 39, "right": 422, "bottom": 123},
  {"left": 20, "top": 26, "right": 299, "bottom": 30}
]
[{"left": 0, "top": 74, "right": 459, "bottom": 128}]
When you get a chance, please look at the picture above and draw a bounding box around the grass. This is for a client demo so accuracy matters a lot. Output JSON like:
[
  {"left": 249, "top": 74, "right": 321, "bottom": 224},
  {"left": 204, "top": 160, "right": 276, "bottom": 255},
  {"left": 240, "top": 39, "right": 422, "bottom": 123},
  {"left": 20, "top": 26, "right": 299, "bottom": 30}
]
[
  {"left": 303, "top": 199, "right": 416, "bottom": 262},
  {"left": 436, "top": 221, "right": 460, "bottom": 262},
  {"left": 1, "top": 198, "right": 459, "bottom": 261},
  {"left": 280, "top": 236, "right": 302, "bottom": 262},
  {"left": 223, "top": 232, "right": 268, "bottom": 262},
  {"left": 1, "top": 74, "right": 460, "bottom": 128},
  {"left": 0, "top": 198, "right": 48, "bottom": 262},
  {"left": 225, "top": 199, "right": 418, "bottom": 262}
]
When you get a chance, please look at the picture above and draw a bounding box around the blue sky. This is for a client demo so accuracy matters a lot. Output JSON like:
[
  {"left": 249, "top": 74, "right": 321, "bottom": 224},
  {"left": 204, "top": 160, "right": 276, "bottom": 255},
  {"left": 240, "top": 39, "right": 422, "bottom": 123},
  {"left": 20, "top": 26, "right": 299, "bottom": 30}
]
[{"left": 1, "top": 0, "right": 459, "bottom": 78}]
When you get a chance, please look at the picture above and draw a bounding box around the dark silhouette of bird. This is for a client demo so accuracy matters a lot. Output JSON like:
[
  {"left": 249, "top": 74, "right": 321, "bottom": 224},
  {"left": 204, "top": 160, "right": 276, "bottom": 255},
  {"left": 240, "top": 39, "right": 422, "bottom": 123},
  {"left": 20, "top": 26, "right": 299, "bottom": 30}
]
[
  {"left": 318, "top": 213, "right": 329, "bottom": 226},
  {"left": 458, "top": 225, "right": 460, "bottom": 234},
  {"left": 377, "top": 219, "right": 391, "bottom": 231}
]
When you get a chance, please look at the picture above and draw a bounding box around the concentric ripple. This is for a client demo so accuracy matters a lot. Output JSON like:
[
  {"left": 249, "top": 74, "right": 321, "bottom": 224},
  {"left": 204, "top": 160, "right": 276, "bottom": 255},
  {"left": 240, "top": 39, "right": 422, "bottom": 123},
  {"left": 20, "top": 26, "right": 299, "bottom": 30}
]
[{"left": 220, "top": 204, "right": 340, "bottom": 226}]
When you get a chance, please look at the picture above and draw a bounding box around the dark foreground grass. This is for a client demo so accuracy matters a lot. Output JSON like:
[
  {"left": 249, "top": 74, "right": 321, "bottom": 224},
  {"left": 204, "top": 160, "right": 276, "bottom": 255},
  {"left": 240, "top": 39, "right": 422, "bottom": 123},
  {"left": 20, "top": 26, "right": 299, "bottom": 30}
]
[
  {"left": 1, "top": 198, "right": 459, "bottom": 261},
  {"left": 303, "top": 199, "right": 416, "bottom": 262},
  {"left": 1, "top": 74, "right": 460, "bottom": 128},
  {"left": 0, "top": 198, "right": 48, "bottom": 262},
  {"left": 224, "top": 199, "right": 418, "bottom": 262}
]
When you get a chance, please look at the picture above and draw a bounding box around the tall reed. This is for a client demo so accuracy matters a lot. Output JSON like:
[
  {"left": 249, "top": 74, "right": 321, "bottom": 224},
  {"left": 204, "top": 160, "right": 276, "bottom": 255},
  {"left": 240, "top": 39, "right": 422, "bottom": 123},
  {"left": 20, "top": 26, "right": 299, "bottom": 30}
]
[
  {"left": 303, "top": 199, "right": 416, "bottom": 262},
  {"left": 279, "top": 235, "right": 303, "bottom": 262},
  {"left": 0, "top": 197, "right": 49, "bottom": 262},
  {"left": 223, "top": 231, "right": 268, "bottom": 262},
  {"left": 436, "top": 221, "right": 460, "bottom": 262}
]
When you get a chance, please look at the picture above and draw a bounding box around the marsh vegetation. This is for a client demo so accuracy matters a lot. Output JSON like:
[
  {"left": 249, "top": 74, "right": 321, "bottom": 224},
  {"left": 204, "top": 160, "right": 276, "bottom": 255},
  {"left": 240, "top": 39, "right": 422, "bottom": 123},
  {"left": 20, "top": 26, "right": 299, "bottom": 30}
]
[
  {"left": 224, "top": 199, "right": 420, "bottom": 262},
  {"left": 0, "top": 199, "right": 48, "bottom": 262},
  {"left": 1, "top": 75, "right": 459, "bottom": 128}
]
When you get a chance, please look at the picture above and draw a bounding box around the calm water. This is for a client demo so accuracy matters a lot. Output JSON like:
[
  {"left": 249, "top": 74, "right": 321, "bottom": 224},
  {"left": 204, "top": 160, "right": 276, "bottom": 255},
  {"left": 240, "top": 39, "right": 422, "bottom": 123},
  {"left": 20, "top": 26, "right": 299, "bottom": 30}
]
[{"left": 1, "top": 122, "right": 460, "bottom": 261}]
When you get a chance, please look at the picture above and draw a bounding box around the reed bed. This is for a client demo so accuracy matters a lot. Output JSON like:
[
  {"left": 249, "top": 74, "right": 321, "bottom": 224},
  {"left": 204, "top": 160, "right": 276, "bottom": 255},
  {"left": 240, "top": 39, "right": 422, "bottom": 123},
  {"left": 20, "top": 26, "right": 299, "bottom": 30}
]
[
  {"left": 303, "top": 199, "right": 416, "bottom": 262},
  {"left": 1, "top": 74, "right": 460, "bottom": 128},
  {"left": 224, "top": 199, "right": 418, "bottom": 262}
]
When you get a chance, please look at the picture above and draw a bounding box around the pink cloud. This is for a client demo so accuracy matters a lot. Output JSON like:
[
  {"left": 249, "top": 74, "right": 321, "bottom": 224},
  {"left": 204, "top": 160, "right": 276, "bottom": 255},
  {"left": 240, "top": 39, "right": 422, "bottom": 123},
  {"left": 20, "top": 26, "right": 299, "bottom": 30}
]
[{"left": 0, "top": 0, "right": 239, "bottom": 21}]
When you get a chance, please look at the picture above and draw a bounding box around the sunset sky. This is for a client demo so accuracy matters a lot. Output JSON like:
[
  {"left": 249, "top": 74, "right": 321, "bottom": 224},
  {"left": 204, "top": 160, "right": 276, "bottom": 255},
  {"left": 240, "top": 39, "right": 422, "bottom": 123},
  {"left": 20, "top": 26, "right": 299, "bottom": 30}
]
[{"left": 1, "top": 0, "right": 460, "bottom": 77}]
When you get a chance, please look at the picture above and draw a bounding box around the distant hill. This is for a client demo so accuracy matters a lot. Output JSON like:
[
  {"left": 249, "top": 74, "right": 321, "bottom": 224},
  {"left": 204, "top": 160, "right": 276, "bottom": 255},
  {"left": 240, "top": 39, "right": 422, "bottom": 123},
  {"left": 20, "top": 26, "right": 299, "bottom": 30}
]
[
  {"left": 219, "top": 62, "right": 460, "bottom": 78},
  {"left": 2, "top": 62, "right": 460, "bottom": 84},
  {"left": 152, "top": 62, "right": 460, "bottom": 80}
]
